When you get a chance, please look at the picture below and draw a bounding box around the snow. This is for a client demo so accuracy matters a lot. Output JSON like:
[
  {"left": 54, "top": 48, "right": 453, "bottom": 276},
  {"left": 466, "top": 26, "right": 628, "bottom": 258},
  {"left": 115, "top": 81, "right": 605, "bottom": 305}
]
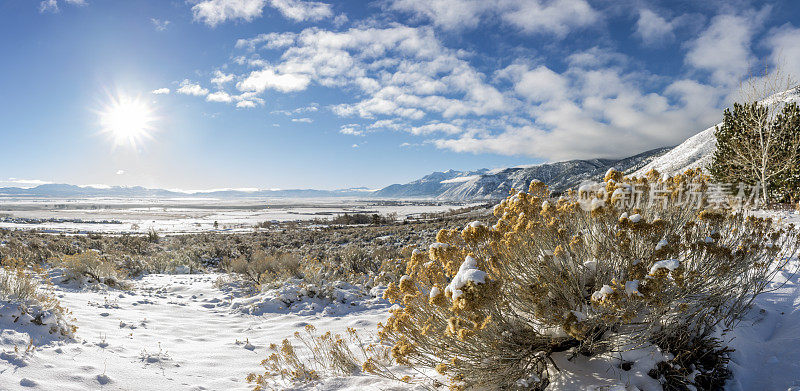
[
  {"left": 439, "top": 175, "right": 480, "bottom": 184},
  {"left": 0, "top": 273, "right": 397, "bottom": 391},
  {"left": 429, "top": 242, "right": 449, "bottom": 249},
  {"left": 0, "top": 198, "right": 481, "bottom": 234},
  {"left": 628, "top": 213, "right": 642, "bottom": 223},
  {"left": 649, "top": 259, "right": 680, "bottom": 274},
  {"left": 726, "top": 256, "right": 800, "bottom": 390},
  {"left": 591, "top": 284, "right": 614, "bottom": 301},
  {"left": 548, "top": 342, "right": 669, "bottom": 391},
  {"left": 625, "top": 280, "right": 643, "bottom": 296},
  {"left": 429, "top": 286, "right": 441, "bottom": 299},
  {"left": 444, "top": 255, "right": 487, "bottom": 301},
  {"left": 634, "top": 124, "right": 717, "bottom": 176},
  {"left": 4, "top": 209, "right": 800, "bottom": 390}
]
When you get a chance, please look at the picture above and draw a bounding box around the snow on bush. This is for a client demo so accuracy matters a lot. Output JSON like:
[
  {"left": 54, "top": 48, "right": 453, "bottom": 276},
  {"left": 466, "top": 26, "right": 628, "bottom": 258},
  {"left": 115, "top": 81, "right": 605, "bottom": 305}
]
[
  {"left": 0, "top": 259, "right": 76, "bottom": 343},
  {"left": 378, "top": 170, "right": 800, "bottom": 390},
  {"left": 58, "top": 251, "right": 126, "bottom": 289}
]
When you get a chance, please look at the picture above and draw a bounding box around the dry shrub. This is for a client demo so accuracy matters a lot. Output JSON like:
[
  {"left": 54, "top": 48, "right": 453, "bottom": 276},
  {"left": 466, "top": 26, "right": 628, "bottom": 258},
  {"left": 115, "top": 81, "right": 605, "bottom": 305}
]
[
  {"left": 60, "top": 252, "right": 125, "bottom": 288},
  {"left": 226, "top": 251, "right": 303, "bottom": 286},
  {"left": 132, "top": 251, "right": 203, "bottom": 275},
  {"left": 378, "top": 170, "right": 799, "bottom": 390},
  {"left": 0, "top": 258, "right": 76, "bottom": 337},
  {"left": 247, "top": 325, "right": 402, "bottom": 390},
  {"left": 0, "top": 259, "right": 49, "bottom": 305}
]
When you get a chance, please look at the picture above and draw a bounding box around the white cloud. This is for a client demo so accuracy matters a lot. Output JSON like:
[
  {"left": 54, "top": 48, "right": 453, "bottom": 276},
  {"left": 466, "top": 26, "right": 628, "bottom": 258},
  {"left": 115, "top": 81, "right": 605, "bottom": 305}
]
[
  {"left": 498, "top": 64, "right": 567, "bottom": 103},
  {"left": 39, "top": 0, "right": 86, "bottom": 13},
  {"left": 270, "top": 0, "right": 332, "bottom": 22},
  {"left": 207, "top": 91, "right": 233, "bottom": 102},
  {"left": 151, "top": 18, "right": 170, "bottom": 31},
  {"left": 387, "top": 0, "right": 488, "bottom": 30},
  {"left": 232, "top": 25, "right": 506, "bottom": 118},
  {"left": 191, "top": 0, "right": 268, "bottom": 27},
  {"left": 498, "top": 0, "right": 598, "bottom": 37},
  {"left": 387, "top": 0, "right": 598, "bottom": 36},
  {"left": 191, "top": 0, "right": 332, "bottom": 27},
  {"left": 177, "top": 80, "right": 209, "bottom": 96},
  {"left": 291, "top": 117, "right": 313, "bottom": 123},
  {"left": 409, "top": 122, "right": 463, "bottom": 135},
  {"left": 211, "top": 70, "right": 235, "bottom": 85},
  {"left": 565, "top": 46, "right": 629, "bottom": 69},
  {"left": 236, "top": 100, "right": 257, "bottom": 108},
  {"left": 432, "top": 62, "right": 727, "bottom": 160},
  {"left": 186, "top": 16, "right": 750, "bottom": 161},
  {"left": 272, "top": 103, "right": 320, "bottom": 116},
  {"left": 237, "top": 68, "right": 311, "bottom": 93},
  {"left": 116, "top": 170, "right": 126, "bottom": 175},
  {"left": 333, "top": 13, "right": 348, "bottom": 27},
  {"left": 152, "top": 88, "right": 171, "bottom": 95},
  {"left": 685, "top": 10, "right": 768, "bottom": 85},
  {"left": 634, "top": 9, "right": 674, "bottom": 45},
  {"left": 766, "top": 24, "right": 800, "bottom": 81},
  {"left": 236, "top": 32, "right": 296, "bottom": 51},
  {"left": 339, "top": 124, "right": 363, "bottom": 136}
]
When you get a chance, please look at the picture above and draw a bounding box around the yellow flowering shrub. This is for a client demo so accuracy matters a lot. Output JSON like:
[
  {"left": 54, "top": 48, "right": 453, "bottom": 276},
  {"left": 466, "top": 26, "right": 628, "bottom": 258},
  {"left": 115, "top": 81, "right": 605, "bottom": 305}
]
[{"left": 378, "top": 171, "right": 799, "bottom": 390}]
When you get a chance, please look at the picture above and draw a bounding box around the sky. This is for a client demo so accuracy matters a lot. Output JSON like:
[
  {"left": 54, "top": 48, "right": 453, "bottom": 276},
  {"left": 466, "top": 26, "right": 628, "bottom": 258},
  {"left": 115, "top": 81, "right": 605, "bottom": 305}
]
[{"left": 1, "top": 0, "right": 800, "bottom": 191}]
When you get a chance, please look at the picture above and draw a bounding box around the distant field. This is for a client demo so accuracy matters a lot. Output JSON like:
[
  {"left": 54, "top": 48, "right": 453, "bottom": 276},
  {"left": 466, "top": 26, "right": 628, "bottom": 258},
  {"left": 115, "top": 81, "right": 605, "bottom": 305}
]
[{"left": 0, "top": 197, "right": 483, "bottom": 234}]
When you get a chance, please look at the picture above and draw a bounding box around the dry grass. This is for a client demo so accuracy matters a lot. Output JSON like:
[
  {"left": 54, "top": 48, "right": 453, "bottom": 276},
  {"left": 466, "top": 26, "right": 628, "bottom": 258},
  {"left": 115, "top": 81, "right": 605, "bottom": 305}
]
[
  {"left": 59, "top": 252, "right": 127, "bottom": 289},
  {"left": 246, "top": 325, "right": 404, "bottom": 390},
  {"left": 0, "top": 258, "right": 77, "bottom": 337}
]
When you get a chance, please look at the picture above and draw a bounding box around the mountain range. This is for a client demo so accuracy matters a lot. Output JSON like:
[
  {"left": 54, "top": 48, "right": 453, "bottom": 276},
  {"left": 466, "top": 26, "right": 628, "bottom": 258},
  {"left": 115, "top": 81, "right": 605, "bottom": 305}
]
[
  {"left": 0, "top": 146, "right": 671, "bottom": 201},
  {"left": 373, "top": 146, "right": 672, "bottom": 199}
]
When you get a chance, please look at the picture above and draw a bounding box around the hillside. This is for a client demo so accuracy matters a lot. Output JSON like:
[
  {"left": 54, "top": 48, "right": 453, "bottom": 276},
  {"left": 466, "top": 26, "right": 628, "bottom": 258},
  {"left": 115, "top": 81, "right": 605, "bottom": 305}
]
[{"left": 375, "top": 147, "right": 671, "bottom": 200}]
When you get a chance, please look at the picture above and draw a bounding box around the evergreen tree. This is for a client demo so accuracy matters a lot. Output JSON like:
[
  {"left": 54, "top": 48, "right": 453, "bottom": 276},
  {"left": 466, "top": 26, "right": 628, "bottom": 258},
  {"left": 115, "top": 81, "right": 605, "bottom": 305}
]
[{"left": 710, "top": 101, "right": 800, "bottom": 203}]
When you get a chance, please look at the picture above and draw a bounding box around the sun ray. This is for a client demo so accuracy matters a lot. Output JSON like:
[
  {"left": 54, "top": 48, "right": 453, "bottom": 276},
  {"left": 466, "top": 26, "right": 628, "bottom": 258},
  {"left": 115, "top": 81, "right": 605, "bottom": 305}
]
[{"left": 98, "top": 94, "right": 156, "bottom": 149}]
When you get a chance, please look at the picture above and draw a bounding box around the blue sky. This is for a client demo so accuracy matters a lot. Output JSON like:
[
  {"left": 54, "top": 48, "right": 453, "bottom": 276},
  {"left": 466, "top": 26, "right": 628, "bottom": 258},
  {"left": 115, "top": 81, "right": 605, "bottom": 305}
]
[{"left": 1, "top": 0, "right": 799, "bottom": 190}]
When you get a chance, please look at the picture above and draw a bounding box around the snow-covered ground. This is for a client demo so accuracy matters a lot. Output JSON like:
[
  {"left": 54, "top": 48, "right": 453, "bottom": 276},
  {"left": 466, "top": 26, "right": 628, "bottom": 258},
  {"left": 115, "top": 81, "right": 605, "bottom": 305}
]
[
  {"left": 0, "top": 198, "right": 482, "bottom": 234},
  {"left": 726, "top": 258, "right": 800, "bottom": 391},
  {"left": 0, "top": 273, "right": 404, "bottom": 391},
  {"left": 3, "top": 211, "right": 800, "bottom": 390}
]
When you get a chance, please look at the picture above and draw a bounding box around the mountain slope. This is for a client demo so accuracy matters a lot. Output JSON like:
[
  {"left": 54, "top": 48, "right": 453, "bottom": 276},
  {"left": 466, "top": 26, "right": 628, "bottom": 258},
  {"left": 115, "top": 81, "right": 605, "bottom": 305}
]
[
  {"left": 375, "top": 147, "right": 671, "bottom": 200},
  {"left": 632, "top": 125, "right": 717, "bottom": 176}
]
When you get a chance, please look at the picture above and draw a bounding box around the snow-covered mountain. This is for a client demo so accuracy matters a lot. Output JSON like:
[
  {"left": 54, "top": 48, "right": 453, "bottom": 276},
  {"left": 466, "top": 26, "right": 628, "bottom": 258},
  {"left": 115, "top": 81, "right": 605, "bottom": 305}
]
[
  {"left": 374, "top": 147, "right": 671, "bottom": 200},
  {"left": 632, "top": 125, "right": 717, "bottom": 176},
  {"left": 0, "top": 184, "right": 376, "bottom": 199}
]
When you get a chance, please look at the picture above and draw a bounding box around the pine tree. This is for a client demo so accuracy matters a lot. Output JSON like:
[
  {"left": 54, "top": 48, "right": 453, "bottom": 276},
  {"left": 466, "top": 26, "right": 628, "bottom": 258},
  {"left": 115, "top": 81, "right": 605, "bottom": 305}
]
[{"left": 710, "top": 101, "right": 800, "bottom": 203}]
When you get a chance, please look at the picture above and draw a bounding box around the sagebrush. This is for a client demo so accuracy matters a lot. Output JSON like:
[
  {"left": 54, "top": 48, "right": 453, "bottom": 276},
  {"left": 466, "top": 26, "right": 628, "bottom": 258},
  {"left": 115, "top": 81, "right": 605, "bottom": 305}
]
[{"left": 378, "top": 170, "right": 799, "bottom": 390}]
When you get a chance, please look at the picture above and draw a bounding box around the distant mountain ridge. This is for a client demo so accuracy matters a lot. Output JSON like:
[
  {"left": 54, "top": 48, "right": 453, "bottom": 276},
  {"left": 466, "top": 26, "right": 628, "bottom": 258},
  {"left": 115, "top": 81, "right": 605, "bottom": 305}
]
[
  {"left": 0, "top": 149, "right": 671, "bottom": 201},
  {"left": 0, "top": 184, "right": 376, "bottom": 199},
  {"left": 374, "top": 147, "right": 672, "bottom": 200}
]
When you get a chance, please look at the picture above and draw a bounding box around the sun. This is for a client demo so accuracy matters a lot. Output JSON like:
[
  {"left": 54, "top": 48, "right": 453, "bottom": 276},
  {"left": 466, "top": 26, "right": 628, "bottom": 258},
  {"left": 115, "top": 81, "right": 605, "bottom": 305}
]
[{"left": 98, "top": 94, "right": 156, "bottom": 148}]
